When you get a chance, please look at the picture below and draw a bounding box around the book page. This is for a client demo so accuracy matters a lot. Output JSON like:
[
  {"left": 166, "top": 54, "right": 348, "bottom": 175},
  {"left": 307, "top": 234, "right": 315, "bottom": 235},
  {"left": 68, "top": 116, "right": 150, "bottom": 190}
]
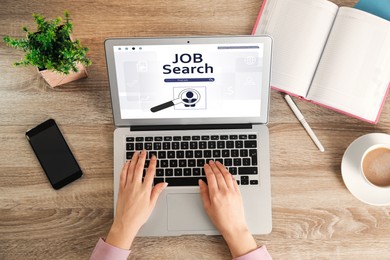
[
  {"left": 308, "top": 7, "right": 390, "bottom": 122},
  {"left": 254, "top": 0, "right": 338, "bottom": 97}
]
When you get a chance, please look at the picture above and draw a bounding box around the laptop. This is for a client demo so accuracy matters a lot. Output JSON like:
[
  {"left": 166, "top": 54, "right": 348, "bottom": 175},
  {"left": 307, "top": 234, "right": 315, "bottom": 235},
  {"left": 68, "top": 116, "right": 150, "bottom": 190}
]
[{"left": 104, "top": 36, "right": 273, "bottom": 236}]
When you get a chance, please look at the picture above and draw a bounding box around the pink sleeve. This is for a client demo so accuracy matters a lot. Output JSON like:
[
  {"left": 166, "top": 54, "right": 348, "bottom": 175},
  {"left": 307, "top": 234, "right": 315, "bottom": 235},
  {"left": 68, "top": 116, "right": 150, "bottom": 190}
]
[
  {"left": 233, "top": 246, "right": 272, "bottom": 260},
  {"left": 90, "top": 238, "right": 131, "bottom": 260}
]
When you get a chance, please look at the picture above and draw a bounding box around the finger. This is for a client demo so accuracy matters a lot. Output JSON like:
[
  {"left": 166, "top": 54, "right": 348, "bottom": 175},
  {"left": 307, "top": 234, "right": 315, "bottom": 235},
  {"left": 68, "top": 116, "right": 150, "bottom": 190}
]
[
  {"left": 231, "top": 174, "right": 240, "bottom": 193},
  {"left": 150, "top": 182, "right": 168, "bottom": 207},
  {"left": 143, "top": 155, "right": 157, "bottom": 187},
  {"left": 120, "top": 160, "right": 131, "bottom": 189},
  {"left": 215, "top": 161, "right": 234, "bottom": 189},
  {"left": 198, "top": 179, "right": 211, "bottom": 210},
  {"left": 133, "top": 150, "right": 147, "bottom": 182},
  {"left": 204, "top": 162, "right": 218, "bottom": 195},
  {"left": 209, "top": 160, "right": 227, "bottom": 190},
  {"left": 127, "top": 151, "right": 140, "bottom": 185}
]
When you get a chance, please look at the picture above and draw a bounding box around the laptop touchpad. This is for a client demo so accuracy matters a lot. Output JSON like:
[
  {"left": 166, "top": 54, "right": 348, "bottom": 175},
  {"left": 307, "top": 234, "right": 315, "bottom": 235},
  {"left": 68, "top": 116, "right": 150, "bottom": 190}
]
[{"left": 167, "top": 193, "right": 215, "bottom": 231}]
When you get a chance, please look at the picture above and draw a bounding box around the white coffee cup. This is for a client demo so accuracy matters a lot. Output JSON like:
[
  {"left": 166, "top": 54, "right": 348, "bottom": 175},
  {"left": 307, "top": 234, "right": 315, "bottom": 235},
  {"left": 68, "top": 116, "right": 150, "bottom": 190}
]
[{"left": 360, "top": 144, "right": 390, "bottom": 188}]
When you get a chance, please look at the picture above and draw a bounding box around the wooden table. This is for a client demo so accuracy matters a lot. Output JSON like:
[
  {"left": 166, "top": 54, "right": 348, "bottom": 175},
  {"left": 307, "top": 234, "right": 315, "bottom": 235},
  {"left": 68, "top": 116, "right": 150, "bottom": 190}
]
[{"left": 1, "top": 0, "right": 389, "bottom": 259}]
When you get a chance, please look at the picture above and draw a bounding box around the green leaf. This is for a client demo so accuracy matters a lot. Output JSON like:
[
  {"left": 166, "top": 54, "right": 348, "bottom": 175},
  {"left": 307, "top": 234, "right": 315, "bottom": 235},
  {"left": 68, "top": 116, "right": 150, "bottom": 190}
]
[{"left": 3, "top": 11, "right": 91, "bottom": 74}]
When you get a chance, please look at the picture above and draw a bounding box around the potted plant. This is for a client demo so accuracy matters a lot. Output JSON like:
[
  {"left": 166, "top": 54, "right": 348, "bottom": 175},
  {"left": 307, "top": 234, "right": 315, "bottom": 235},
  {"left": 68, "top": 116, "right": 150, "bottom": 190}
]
[{"left": 3, "top": 11, "right": 91, "bottom": 87}]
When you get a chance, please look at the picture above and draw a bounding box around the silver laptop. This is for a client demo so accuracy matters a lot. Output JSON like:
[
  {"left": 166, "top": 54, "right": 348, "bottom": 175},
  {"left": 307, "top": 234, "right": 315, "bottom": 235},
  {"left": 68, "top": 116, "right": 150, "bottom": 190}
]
[{"left": 104, "top": 36, "right": 272, "bottom": 236}]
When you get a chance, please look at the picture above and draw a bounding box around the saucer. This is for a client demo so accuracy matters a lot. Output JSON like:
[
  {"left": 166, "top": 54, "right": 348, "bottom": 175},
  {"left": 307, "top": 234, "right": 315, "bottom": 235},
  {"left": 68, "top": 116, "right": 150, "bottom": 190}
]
[{"left": 341, "top": 133, "right": 390, "bottom": 206}]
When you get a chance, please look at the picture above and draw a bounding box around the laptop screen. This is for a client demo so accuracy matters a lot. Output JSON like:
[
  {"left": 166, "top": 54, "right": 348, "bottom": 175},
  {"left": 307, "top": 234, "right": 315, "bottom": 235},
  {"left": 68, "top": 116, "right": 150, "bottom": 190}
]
[{"left": 105, "top": 36, "right": 272, "bottom": 126}]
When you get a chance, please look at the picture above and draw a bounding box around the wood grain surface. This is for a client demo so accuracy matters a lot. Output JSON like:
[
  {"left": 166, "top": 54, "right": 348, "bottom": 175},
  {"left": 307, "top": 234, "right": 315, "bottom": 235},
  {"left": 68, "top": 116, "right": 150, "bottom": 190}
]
[{"left": 1, "top": 0, "right": 389, "bottom": 259}]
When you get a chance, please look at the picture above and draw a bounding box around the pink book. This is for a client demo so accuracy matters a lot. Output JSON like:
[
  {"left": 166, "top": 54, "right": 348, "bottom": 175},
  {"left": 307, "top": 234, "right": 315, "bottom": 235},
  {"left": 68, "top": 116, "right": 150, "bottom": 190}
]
[{"left": 252, "top": 0, "right": 390, "bottom": 124}]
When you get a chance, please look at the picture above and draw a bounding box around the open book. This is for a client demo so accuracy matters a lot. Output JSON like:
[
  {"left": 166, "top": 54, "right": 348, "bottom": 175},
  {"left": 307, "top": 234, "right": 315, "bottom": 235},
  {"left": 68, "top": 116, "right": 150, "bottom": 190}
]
[{"left": 253, "top": 0, "right": 390, "bottom": 123}]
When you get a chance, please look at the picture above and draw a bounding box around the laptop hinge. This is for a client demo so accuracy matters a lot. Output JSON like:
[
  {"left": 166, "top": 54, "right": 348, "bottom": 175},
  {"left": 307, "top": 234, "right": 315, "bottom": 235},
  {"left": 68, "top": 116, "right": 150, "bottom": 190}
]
[{"left": 130, "top": 123, "right": 252, "bottom": 131}]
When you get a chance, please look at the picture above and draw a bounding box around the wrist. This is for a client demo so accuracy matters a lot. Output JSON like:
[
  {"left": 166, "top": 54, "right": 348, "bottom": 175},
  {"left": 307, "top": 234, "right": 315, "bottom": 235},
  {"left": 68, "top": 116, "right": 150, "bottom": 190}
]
[
  {"left": 222, "top": 228, "right": 257, "bottom": 258},
  {"left": 105, "top": 221, "right": 137, "bottom": 250}
]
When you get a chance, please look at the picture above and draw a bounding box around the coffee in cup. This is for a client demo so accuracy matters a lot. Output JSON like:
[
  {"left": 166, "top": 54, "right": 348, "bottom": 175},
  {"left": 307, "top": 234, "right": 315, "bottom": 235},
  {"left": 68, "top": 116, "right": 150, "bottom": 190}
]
[{"left": 361, "top": 144, "right": 390, "bottom": 188}]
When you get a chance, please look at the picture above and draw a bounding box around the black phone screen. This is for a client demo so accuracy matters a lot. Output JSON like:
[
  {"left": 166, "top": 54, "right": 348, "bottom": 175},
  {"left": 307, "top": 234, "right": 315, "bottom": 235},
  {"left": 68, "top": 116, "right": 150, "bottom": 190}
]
[{"left": 26, "top": 119, "right": 82, "bottom": 189}]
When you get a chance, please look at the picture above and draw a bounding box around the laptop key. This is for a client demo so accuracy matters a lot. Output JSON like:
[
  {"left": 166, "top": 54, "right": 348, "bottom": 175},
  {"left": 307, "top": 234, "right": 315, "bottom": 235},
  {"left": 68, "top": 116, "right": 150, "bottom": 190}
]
[
  {"left": 136, "top": 143, "right": 143, "bottom": 150},
  {"left": 193, "top": 168, "right": 201, "bottom": 176},
  {"left": 144, "top": 142, "right": 153, "bottom": 150},
  {"left": 238, "top": 167, "right": 258, "bottom": 175},
  {"left": 156, "top": 169, "right": 164, "bottom": 176},
  {"left": 176, "top": 151, "right": 185, "bottom": 158},
  {"left": 154, "top": 142, "right": 162, "bottom": 150},
  {"left": 245, "top": 140, "right": 257, "bottom": 148},
  {"left": 169, "top": 160, "right": 178, "bottom": 168},
  {"left": 199, "top": 141, "right": 207, "bottom": 149},
  {"left": 167, "top": 151, "right": 175, "bottom": 158},
  {"left": 183, "top": 168, "right": 192, "bottom": 176},
  {"left": 181, "top": 142, "right": 189, "bottom": 149},
  {"left": 197, "top": 159, "right": 205, "bottom": 167},
  {"left": 179, "top": 159, "right": 187, "bottom": 167},
  {"left": 165, "top": 169, "right": 173, "bottom": 176},
  {"left": 222, "top": 150, "right": 230, "bottom": 157},
  {"left": 235, "top": 140, "right": 244, "bottom": 148},
  {"left": 161, "top": 160, "right": 169, "bottom": 168},
  {"left": 217, "top": 141, "right": 225, "bottom": 149},
  {"left": 165, "top": 177, "right": 207, "bottom": 186},
  {"left": 190, "top": 142, "right": 198, "bottom": 149},
  {"left": 126, "top": 143, "right": 134, "bottom": 151},
  {"left": 233, "top": 158, "right": 241, "bottom": 166},
  {"left": 195, "top": 150, "right": 203, "bottom": 158},
  {"left": 243, "top": 158, "right": 251, "bottom": 166},
  {"left": 163, "top": 142, "right": 171, "bottom": 150},
  {"left": 250, "top": 149, "right": 258, "bottom": 165},
  {"left": 186, "top": 151, "right": 194, "bottom": 158},
  {"left": 204, "top": 150, "right": 212, "bottom": 158},
  {"left": 224, "top": 158, "right": 233, "bottom": 166},
  {"left": 229, "top": 167, "right": 238, "bottom": 175},
  {"left": 250, "top": 180, "right": 259, "bottom": 185},
  {"left": 158, "top": 151, "right": 166, "bottom": 159},
  {"left": 231, "top": 149, "right": 239, "bottom": 157},
  {"left": 208, "top": 141, "right": 216, "bottom": 149},
  {"left": 174, "top": 168, "right": 183, "bottom": 176},
  {"left": 188, "top": 159, "right": 196, "bottom": 167}
]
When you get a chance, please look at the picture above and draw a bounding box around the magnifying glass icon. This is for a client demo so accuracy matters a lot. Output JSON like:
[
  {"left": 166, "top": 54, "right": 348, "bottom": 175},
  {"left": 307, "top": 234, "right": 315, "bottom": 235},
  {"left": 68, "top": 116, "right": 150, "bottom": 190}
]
[{"left": 150, "top": 88, "right": 201, "bottom": 113}]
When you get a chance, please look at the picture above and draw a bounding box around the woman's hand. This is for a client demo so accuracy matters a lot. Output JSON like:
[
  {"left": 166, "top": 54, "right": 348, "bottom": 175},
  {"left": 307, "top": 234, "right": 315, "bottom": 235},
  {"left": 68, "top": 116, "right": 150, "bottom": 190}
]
[
  {"left": 106, "top": 150, "right": 168, "bottom": 249},
  {"left": 199, "top": 160, "right": 257, "bottom": 258}
]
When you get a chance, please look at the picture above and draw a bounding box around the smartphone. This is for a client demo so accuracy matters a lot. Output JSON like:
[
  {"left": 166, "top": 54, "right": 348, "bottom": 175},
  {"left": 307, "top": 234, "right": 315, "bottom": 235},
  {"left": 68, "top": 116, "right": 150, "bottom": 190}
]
[{"left": 26, "top": 119, "right": 82, "bottom": 189}]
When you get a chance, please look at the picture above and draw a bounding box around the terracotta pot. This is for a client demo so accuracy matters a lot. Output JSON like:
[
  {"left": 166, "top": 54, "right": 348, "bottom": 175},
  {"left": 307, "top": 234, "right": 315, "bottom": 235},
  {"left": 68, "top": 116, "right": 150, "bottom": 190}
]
[{"left": 38, "top": 63, "right": 88, "bottom": 88}]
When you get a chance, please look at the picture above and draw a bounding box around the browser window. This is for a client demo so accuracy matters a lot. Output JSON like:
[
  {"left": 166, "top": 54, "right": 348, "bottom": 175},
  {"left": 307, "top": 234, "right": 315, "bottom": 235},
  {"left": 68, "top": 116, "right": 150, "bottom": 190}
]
[{"left": 113, "top": 43, "right": 264, "bottom": 119}]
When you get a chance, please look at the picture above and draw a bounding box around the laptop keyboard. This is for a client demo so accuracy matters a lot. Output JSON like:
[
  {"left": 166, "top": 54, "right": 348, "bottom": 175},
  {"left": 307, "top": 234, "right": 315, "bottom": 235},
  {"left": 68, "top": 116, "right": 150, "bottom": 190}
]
[{"left": 125, "top": 134, "right": 260, "bottom": 186}]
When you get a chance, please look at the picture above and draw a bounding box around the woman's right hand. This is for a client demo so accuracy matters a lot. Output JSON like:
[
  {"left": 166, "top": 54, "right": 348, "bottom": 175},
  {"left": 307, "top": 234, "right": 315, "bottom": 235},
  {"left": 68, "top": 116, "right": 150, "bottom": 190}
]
[{"left": 199, "top": 160, "right": 258, "bottom": 258}]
